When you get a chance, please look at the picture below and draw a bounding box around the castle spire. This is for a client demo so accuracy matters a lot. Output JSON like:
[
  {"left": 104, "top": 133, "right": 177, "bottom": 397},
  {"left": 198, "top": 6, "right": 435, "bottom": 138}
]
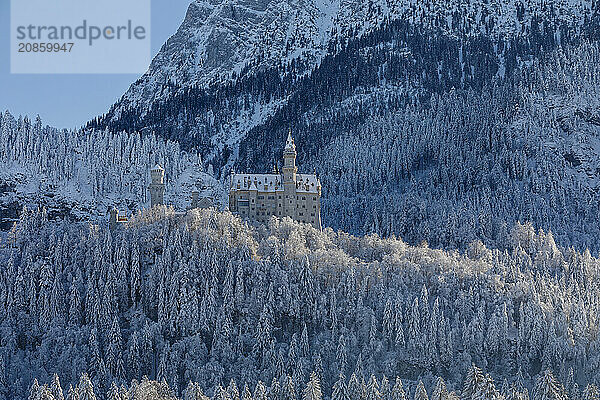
[
  {"left": 283, "top": 130, "right": 297, "bottom": 185},
  {"left": 285, "top": 130, "right": 295, "bottom": 151}
]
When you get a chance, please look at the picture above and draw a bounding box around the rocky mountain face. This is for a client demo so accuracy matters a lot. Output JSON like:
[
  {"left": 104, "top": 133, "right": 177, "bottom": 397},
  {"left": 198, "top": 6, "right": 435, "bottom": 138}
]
[
  {"left": 103, "top": 0, "right": 597, "bottom": 123},
  {"left": 90, "top": 0, "right": 600, "bottom": 250},
  {"left": 112, "top": 0, "right": 337, "bottom": 116}
]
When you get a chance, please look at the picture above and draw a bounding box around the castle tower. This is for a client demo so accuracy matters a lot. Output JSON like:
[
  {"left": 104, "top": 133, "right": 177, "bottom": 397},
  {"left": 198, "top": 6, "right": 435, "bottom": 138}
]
[
  {"left": 109, "top": 207, "right": 118, "bottom": 231},
  {"left": 282, "top": 132, "right": 297, "bottom": 218},
  {"left": 149, "top": 164, "right": 165, "bottom": 208},
  {"left": 190, "top": 191, "right": 199, "bottom": 209}
]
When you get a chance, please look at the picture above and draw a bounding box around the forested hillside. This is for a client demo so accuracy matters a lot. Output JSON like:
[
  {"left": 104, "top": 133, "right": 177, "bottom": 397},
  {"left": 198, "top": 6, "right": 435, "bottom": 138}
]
[
  {"left": 0, "top": 112, "right": 213, "bottom": 228},
  {"left": 89, "top": 0, "right": 600, "bottom": 251},
  {"left": 312, "top": 42, "right": 600, "bottom": 251},
  {"left": 27, "top": 366, "right": 595, "bottom": 400},
  {"left": 2, "top": 208, "right": 600, "bottom": 399}
]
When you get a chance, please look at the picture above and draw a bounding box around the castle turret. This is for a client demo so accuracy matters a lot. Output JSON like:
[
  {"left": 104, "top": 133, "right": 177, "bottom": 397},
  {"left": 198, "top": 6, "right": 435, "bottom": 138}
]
[
  {"left": 282, "top": 132, "right": 297, "bottom": 218},
  {"left": 149, "top": 164, "right": 165, "bottom": 208}
]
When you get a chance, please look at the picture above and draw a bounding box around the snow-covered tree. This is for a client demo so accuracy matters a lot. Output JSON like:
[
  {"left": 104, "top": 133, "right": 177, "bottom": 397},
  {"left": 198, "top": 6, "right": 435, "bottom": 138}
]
[
  {"left": 303, "top": 372, "right": 322, "bottom": 400},
  {"left": 533, "top": 370, "right": 567, "bottom": 400}
]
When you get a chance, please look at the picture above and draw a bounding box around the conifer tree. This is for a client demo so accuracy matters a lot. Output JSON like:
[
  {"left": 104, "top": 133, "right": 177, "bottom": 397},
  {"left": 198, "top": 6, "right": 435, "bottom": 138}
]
[
  {"left": 414, "top": 381, "right": 429, "bottom": 400},
  {"left": 281, "top": 376, "right": 297, "bottom": 400},
  {"left": 183, "top": 382, "right": 206, "bottom": 400},
  {"left": 88, "top": 329, "right": 102, "bottom": 379},
  {"left": 241, "top": 384, "right": 252, "bottom": 400},
  {"left": 106, "top": 317, "right": 125, "bottom": 381},
  {"left": 380, "top": 376, "right": 390, "bottom": 400},
  {"left": 228, "top": 380, "right": 240, "bottom": 400},
  {"left": 29, "top": 379, "right": 40, "bottom": 400},
  {"left": 127, "top": 331, "right": 141, "bottom": 380},
  {"left": 533, "top": 370, "right": 567, "bottom": 400},
  {"left": 463, "top": 365, "right": 485, "bottom": 400},
  {"left": 348, "top": 373, "right": 363, "bottom": 400},
  {"left": 66, "top": 385, "right": 78, "bottom": 400},
  {"left": 303, "top": 372, "right": 322, "bottom": 400},
  {"left": 77, "top": 374, "right": 97, "bottom": 400},
  {"left": 50, "top": 374, "right": 65, "bottom": 400},
  {"left": 431, "top": 378, "right": 448, "bottom": 400},
  {"left": 332, "top": 374, "right": 349, "bottom": 400},
  {"left": 337, "top": 335, "right": 347, "bottom": 374},
  {"left": 107, "top": 382, "right": 120, "bottom": 400},
  {"left": 255, "top": 382, "right": 268, "bottom": 400},
  {"left": 215, "top": 385, "right": 231, "bottom": 400},
  {"left": 583, "top": 385, "right": 599, "bottom": 400},
  {"left": 366, "top": 375, "right": 382, "bottom": 400},
  {"left": 475, "top": 375, "right": 502, "bottom": 400}
]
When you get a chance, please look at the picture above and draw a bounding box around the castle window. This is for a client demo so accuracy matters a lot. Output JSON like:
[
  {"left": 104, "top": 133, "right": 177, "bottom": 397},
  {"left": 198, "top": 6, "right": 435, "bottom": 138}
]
[
  {"left": 258, "top": 196, "right": 264, "bottom": 200},
  {"left": 311, "top": 213, "right": 315, "bottom": 216},
  {"left": 278, "top": 212, "right": 281, "bottom": 215},
  {"left": 313, "top": 205, "right": 316, "bottom": 208},
  {"left": 252, "top": 199, "right": 254, "bottom": 203},
  {"left": 299, "top": 212, "right": 304, "bottom": 216},
  {"left": 278, "top": 196, "right": 281, "bottom": 199},
  {"left": 303, "top": 205, "right": 305, "bottom": 208},
  {"left": 302, "top": 197, "right": 306, "bottom": 200}
]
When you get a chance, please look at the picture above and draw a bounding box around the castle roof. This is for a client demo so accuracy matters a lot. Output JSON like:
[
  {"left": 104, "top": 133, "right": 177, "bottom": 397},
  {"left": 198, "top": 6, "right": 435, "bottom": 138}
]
[
  {"left": 151, "top": 164, "right": 164, "bottom": 171},
  {"left": 230, "top": 173, "right": 320, "bottom": 194}
]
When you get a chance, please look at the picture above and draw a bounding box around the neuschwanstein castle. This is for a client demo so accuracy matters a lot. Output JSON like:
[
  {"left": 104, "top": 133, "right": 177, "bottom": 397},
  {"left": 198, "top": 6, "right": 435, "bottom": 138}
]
[
  {"left": 109, "top": 133, "right": 321, "bottom": 230},
  {"left": 229, "top": 133, "right": 322, "bottom": 229}
]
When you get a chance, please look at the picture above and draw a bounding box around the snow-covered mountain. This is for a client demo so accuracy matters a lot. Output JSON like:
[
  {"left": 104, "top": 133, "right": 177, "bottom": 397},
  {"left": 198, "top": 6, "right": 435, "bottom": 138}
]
[
  {"left": 4, "top": 0, "right": 599, "bottom": 251},
  {"left": 116, "top": 0, "right": 596, "bottom": 101},
  {"left": 90, "top": 0, "right": 600, "bottom": 251},
  {"left": 115, "top": 0, "right": 337, "bottom": 115},
  {"left": 107, "top": 0, "right": 596, "bottom": 119}
]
